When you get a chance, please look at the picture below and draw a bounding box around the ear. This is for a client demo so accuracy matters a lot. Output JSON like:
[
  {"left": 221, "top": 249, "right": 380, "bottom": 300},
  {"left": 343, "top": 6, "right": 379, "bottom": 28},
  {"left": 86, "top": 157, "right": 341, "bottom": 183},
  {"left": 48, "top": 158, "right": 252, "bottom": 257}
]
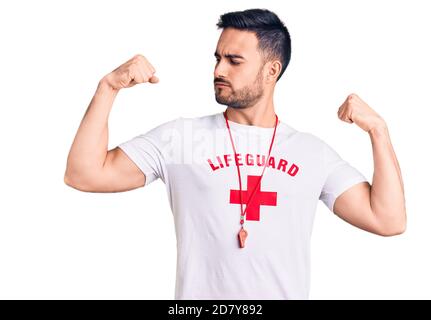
[{"left": 266, "top": 60, "right": 282, "bottom": 83}]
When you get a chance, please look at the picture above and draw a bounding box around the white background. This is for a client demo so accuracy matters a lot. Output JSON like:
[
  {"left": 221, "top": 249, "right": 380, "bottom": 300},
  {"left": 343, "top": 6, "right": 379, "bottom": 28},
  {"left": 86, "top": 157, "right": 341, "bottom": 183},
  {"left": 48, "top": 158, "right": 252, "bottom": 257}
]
[{"left": 1, "top": 0, "right": 430, "bottom": 299}]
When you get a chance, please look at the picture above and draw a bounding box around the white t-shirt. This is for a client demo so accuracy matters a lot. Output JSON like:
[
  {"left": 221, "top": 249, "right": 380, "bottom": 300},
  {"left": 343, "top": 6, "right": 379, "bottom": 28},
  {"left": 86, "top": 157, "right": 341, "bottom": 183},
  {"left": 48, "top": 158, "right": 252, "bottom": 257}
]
[{"left": 118, "top": 111, "right": 368, "bottom": 300}]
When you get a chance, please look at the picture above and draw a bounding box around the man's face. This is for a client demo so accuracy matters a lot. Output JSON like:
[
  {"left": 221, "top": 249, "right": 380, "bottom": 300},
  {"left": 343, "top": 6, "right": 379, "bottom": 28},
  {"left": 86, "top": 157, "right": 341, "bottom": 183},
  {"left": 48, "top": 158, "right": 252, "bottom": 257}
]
[{"left": 214, "top": 28, "right": 266, "bottom": 109}]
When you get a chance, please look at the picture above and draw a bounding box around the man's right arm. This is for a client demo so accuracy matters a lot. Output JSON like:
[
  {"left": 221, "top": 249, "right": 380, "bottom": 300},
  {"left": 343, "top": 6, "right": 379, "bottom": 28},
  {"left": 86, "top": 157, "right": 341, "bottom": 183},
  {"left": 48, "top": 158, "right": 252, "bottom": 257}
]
[{"left": 63, "top": 54, "right": 159, "bottom": 192}]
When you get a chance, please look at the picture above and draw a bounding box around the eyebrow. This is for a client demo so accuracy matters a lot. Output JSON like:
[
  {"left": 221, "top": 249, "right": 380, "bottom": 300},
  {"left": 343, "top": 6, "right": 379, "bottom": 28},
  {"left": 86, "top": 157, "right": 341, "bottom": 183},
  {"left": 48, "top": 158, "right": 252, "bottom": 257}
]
[{"left": 214, "top": 51, "right": 246, "bottom": 60}]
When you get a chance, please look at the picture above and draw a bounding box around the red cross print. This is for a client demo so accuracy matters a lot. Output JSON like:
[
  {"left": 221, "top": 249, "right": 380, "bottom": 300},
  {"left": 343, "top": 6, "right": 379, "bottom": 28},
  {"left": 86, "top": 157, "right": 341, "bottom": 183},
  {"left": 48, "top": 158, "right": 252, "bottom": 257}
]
[{"left": 229, "top": 175, "right": 277, "bottom": 221}]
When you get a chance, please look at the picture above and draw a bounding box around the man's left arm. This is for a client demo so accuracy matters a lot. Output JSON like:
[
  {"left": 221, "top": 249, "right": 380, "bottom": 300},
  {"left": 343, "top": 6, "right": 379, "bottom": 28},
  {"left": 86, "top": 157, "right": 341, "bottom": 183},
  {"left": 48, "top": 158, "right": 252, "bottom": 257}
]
[{"left": 333, "top": 93, "right": 406, "bottom": 236}]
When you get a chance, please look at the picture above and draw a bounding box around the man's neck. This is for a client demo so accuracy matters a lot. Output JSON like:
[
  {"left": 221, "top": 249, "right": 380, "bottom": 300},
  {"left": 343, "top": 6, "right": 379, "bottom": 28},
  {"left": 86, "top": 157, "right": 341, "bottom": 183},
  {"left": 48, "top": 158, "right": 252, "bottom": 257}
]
[{"left": 225, "top": 104, "right": 277, "bottom": 128}]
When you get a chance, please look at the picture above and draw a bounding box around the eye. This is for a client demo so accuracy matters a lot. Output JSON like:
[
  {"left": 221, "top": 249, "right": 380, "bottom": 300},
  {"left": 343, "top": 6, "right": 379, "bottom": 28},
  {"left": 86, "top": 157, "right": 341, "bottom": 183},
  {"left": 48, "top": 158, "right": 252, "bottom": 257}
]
[{"left": 215, "top": 57, "right": 240, "bottom": 65}]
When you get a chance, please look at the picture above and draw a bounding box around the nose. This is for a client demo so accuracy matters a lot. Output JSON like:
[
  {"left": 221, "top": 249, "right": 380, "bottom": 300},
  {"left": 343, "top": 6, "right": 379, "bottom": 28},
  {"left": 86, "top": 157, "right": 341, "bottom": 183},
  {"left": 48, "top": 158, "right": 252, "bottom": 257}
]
[{"left": 214, "top": 60, "right": 227, "bottom": 80}]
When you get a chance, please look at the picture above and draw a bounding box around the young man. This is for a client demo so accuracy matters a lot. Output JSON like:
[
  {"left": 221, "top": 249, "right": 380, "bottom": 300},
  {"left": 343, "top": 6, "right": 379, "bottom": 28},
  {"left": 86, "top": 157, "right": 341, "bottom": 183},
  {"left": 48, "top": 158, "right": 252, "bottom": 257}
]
[{"left": 64, "top": 8, "right": 406, "bottom": 299}]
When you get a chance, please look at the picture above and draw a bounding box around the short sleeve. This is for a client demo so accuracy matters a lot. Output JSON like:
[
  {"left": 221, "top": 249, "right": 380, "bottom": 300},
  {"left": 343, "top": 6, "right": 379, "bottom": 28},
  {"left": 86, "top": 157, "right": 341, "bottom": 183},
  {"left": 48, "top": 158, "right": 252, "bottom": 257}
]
[
  {"left": 117, "top": 118, "right": 178, "bottom": 186},
  {"left": 319, "top": 142, "right": 368, "bottom": 212}
]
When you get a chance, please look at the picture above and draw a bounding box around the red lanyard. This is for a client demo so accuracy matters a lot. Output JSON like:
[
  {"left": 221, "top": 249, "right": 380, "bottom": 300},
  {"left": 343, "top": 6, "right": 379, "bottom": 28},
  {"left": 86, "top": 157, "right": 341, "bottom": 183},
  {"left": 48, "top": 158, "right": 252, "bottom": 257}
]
[{"left": 223, "top": 110, "right": 279, "bottom": 248}]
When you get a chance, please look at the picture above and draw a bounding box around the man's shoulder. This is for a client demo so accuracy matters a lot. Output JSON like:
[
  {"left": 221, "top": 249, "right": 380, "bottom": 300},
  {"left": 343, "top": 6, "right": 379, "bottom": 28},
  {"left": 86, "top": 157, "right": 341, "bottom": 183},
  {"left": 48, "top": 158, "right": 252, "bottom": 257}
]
[
  {"left": 286, "top": 128, "right": 332, "bottom": 151},
  {"left": 178, "top": 112, "right": 221, "bottom": 126},
  {"left": 156, "top": 112, "right": 220, "bottom": 134},
  {"left": 143, "top": 112, "right": 216, "bottom": 130},
  {"left": 144, "top": 112, "right": 221, "bottom": 137}
]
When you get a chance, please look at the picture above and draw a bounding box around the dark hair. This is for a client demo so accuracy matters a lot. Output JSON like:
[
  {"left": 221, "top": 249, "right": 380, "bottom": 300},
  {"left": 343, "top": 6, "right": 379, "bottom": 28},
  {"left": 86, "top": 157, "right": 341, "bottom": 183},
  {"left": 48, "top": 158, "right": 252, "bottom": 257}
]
[{"left": 216, "top": 8, "right": 291, "bottom": 82}]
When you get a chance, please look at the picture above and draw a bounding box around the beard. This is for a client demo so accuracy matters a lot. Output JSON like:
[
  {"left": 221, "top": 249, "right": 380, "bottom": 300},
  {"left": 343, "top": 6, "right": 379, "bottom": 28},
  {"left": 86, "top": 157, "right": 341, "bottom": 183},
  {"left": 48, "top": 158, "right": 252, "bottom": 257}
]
[{"left": 214, "top": 66, "right": 264, "bottom": 109}]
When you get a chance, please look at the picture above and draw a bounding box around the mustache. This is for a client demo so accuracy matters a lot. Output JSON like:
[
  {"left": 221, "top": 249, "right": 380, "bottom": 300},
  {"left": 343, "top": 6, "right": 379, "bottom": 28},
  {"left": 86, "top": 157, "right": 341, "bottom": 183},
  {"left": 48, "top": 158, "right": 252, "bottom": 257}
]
[{"left": 214, "top": 79, "right": 230, "bottom": 86}]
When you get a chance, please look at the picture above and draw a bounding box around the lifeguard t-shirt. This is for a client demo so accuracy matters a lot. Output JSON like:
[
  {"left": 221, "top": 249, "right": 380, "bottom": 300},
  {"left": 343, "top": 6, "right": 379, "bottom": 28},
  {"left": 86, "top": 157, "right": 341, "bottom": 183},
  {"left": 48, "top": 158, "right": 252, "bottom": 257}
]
[{"left": 117, "top": 112, "right": 368, "bottom": 299}]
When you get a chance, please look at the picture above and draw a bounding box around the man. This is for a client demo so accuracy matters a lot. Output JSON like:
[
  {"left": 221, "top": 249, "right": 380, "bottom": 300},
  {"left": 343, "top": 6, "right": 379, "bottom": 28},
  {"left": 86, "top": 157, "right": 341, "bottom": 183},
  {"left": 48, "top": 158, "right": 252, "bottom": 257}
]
[{"left": 64, "top": 8, "right": 406, "bottom": 299}]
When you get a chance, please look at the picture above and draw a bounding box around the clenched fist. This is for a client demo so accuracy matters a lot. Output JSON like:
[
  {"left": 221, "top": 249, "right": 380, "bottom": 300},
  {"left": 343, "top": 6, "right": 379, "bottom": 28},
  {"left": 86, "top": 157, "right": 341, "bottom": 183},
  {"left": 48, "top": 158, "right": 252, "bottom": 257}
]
[
  {"left": 102, "top": 54, "right": 159, "bottom": 90},
  {"left": 337, "top": 93, "right": 386, "bottom": 133}
]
